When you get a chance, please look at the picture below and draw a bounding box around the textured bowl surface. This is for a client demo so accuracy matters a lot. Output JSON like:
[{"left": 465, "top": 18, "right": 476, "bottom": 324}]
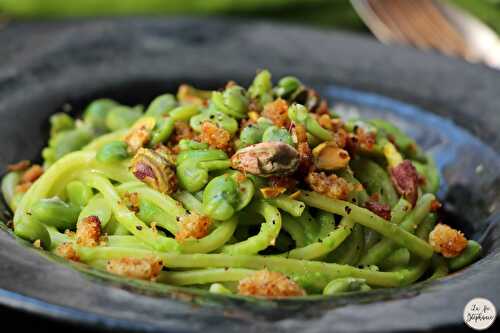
[{"left": 0, "top": 19, "right": 499, "bottom": 332}]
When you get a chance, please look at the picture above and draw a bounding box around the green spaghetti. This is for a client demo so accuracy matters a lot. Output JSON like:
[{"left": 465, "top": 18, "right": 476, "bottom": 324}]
[{"left": 1, "top": 71, "right": 482, "bottom": 297}]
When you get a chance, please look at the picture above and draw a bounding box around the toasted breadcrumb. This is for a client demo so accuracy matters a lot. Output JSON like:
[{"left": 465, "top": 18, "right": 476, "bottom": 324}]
[
  {"left": 22, "top": 164, "right": 44, "bottom": 182},
  {"left": 306, "top": 171, "right": 351, "bottom": 200},
  {"left": 124, "top": 120, "right": 154, "bottom": 154},
  {"left": 173, "top": 121, "right": 196, "bottom": 144},
  {"left": 429, "top": 224, "right": 468, "bottom": 258},
  {"left": 125, "top": 118, "right": 155, "bottom": 154},
  {"left": 123, "top": 191, "right": 140, "bottom": 213},
  {"left": 347, "top": 128, "right": 376, "bottom": 153},
  {"left": 15, "top": 165, "right": 44, "bottom": 192},
  {"left": 262, "top": 99, "right": 289, "bottom": 128},
  {"left": 175, "top": 212, "right": 212, "bottom": 242},
  {"left": 55, "top": 243, "right": 79, "bottom": 261},
  {"left": 290, "top": 123, "right": 313, "bottom": 176},
  {"left": 199, "top": 121, "right": 231, "bottom": 150},
  {"left": 76, "top": 216, "right": 102, "bottom": 247},
  {"left": 238, "top": 270, "right": 305, "bottom": 298},
  {"left": 106, "top": 257, "right": 163, "bottom": 281},
  {"left": 7, "top": 160, "right": 30, "bottom": 172}
]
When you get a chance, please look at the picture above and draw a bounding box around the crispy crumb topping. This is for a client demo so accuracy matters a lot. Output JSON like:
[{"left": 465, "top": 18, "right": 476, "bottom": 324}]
[
  {"left": 106, "top": 257, "right": 163, "bottom": 281},
  {"left": 55, "top": 243, "right": 79, "bottom": 261},
  {"left": 238, "top": 270, "right": 305, "bottom": 297},
  {"left": 175, "top": 212, "right": 212, "bottom": 242},
  {"left": 429, "top": 223, "right": 468, "bottom": 258},
  {"left": 261, "top": 99, "right": 289, "bottom": 128},
  {"left": 306, "top": 171, "right": 351, "bottom": 200},
  {"left": 199, "top": 121, "right": 231, "bottom": 151},
  {"left": 16, "top": 164, "right": 44, "bottom": 193},
  {"left": 76, "top": 215, "right": 102, "bottom": 247},
  {"left": 7, "top": 160, "right": 30, "bottom": 172}
]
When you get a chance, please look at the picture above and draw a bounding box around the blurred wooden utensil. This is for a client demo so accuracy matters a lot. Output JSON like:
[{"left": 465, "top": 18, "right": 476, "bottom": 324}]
[{"left": 351, "top": 0, "right": 500, "bottom": 68}]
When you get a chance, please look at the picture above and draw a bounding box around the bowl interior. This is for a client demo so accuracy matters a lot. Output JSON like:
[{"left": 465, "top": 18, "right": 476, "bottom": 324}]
[{"left": 1, "top": 78, "right": 499, "bottom": 310}]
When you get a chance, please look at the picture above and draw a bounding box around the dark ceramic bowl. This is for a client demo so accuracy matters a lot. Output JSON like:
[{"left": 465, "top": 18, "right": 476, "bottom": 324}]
[{"left": 0, "top": 19, "right": 499, "bottom": 332}]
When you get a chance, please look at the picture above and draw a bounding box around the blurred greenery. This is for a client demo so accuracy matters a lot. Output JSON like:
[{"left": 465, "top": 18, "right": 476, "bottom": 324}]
[{"left": 0, "top": 0, "right": 499, "bottom": 35}]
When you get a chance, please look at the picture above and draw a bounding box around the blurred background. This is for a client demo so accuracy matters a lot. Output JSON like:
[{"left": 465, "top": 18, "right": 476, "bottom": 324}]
[{"left": 1, "top": 0, "right": 500, "bottom": 68}]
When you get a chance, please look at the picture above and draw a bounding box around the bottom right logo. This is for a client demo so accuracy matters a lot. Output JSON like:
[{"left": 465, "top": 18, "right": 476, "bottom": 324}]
[{"left": 463, "top": 298, "right": 496, "bottom": 330}]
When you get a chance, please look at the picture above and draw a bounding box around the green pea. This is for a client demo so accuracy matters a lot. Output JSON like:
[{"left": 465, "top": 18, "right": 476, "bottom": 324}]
[
  {"left": 239, "top": 124, "right": 262, "bottom": 147},
  {"left": 262, "top": 126, "right": 294, "bottom": 146},
  {"left": 177, "top": 162, "right": 211, "bottom": 193},
  {"left": 144, "top": 94, "right": 177, "bottom": 118},
  {"left": 96, "top": 141, "right": 129, "bottom": 163},
  {"left": 178, "top": 139, "right": 208, "bottom": 151},
  {"left": 239, "top": 117, "right": 273, "bottom": 147},
  {"left": 229, "top": 171, "right": 255, "bottom": 211},
  {"left": 47, "top": 126, "right": 94, "bottom": 162},
  {"left": 176, "top": 149, "right": 229, "bottom": 192},
  {"left": 150, "top": 118, "right": 175, "bottom": 146},
  {"left": 203, "top": 175, "right": 239, "bottom": 220},
  {"left": 212, "top": 86, "right": 249, "bottom": 119},
  {"left": 176, "top": 149, "right": 228, "bottom": 166},
  {"left": 14, "top": 218, "right": 51, "bottom": 249},
  {"left": 275, "top": 76, "right": 301, "bottom": 98},
  {"left": 42, "top": 147, "right": 56, "bottom": 167},
  {"left": 105, "top": 105, "right": 143, "bottom": 131},
  {"left": 32, "top": 197, "right": 80, "bottom": 230},
  {"left": 248, "top": 70, "right": 273, "bottom": 106},
  {"left": 66, "top": 181, "right": 93, "bottom": 208},
  {"left": 177, "top": 159, "right": 230, "bottom": 193},
  {"left": 202, "top": 171, "right": 255, "bottom": 220},
  {"left": 50, "top": 113, "right": 75, "bottom": 137},
  {"left": 83, "top": 99, "right": 118, "bottom": 133},
  {"left": 169, "top": 104, "right": 200, "bottom": 121},
  {"left": 190, "top": 108, "right": 238, "bottom": 135}
]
